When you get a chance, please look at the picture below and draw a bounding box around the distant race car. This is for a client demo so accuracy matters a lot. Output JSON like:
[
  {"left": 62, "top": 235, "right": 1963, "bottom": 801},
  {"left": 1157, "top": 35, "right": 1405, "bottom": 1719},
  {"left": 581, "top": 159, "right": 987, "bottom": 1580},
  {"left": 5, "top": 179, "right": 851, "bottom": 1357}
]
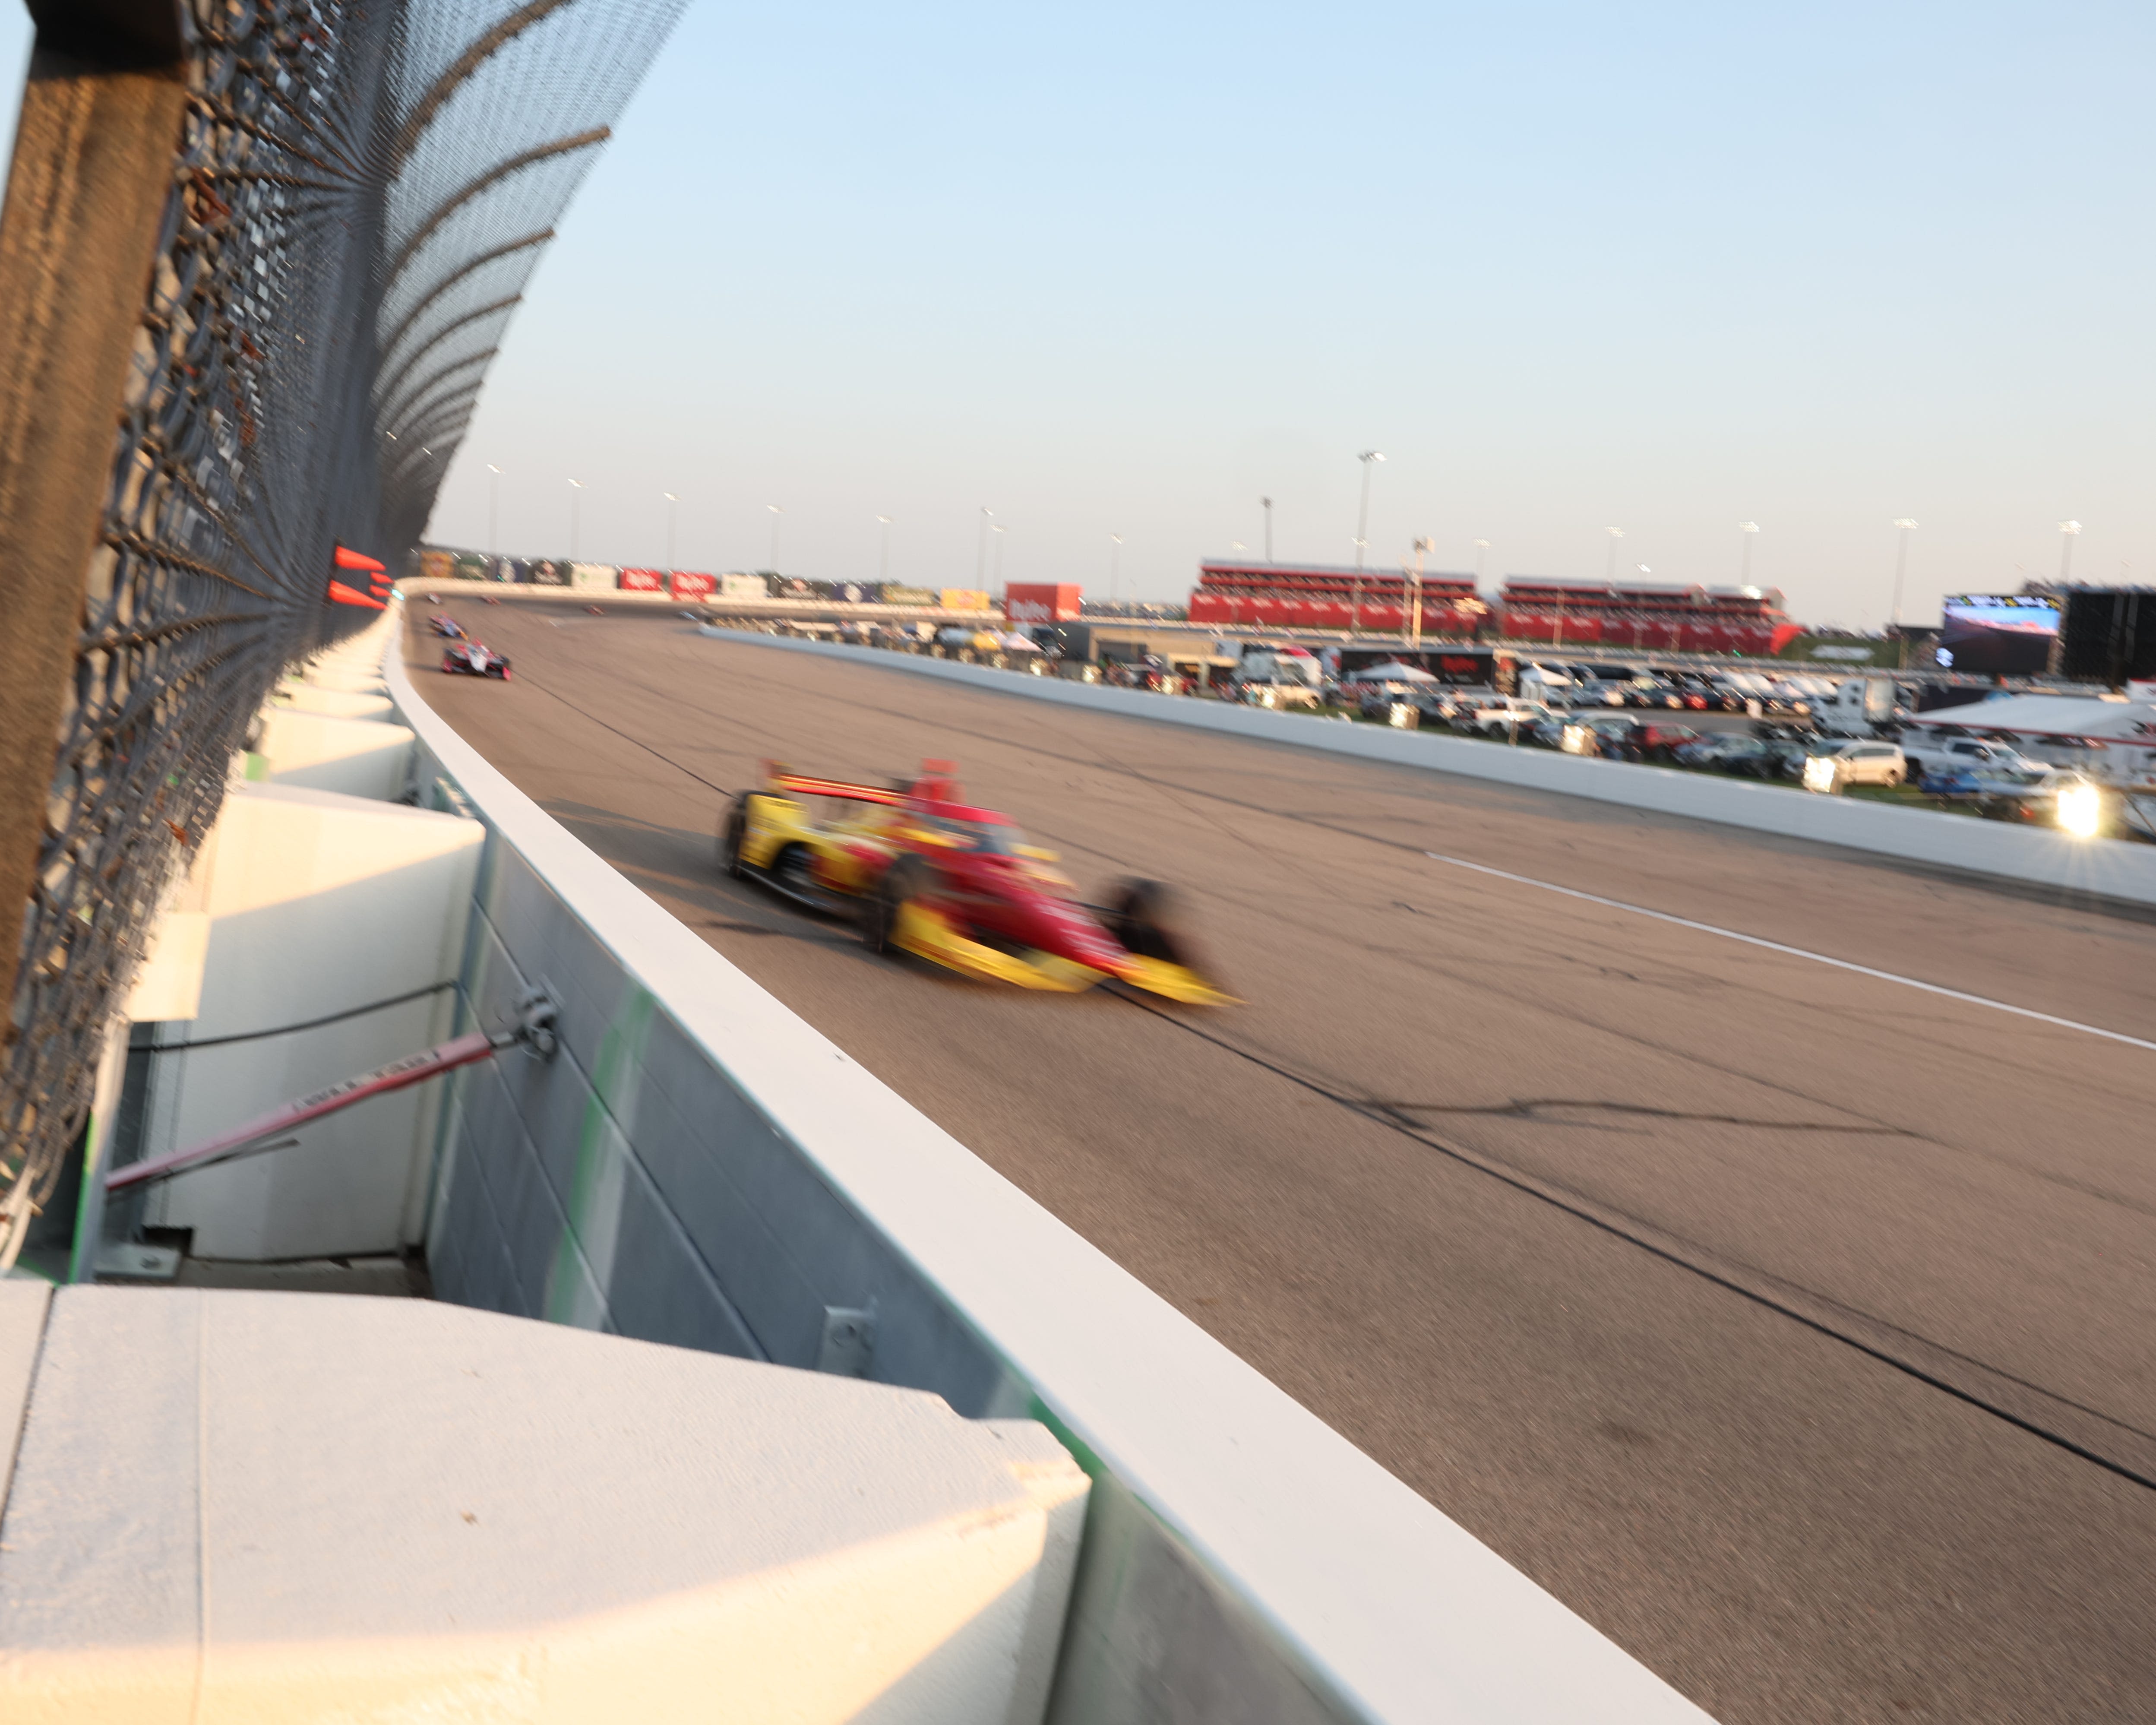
[
  {"left": 721, "top": 762, "right": 1230, "bottom": 1003},
  {"left": 441, "top": 640, "right": 511, "bottom": 679},
  {"left": 427, "top": 613, "right": 465, "bottom": 638}
]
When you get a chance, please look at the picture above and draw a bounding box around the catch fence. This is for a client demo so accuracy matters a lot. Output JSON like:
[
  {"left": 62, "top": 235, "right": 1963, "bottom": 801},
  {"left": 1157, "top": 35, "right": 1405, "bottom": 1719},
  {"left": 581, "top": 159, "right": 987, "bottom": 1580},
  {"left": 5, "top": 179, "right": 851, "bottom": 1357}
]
[{"left": 0, "top": 0, "right": 680, "bottom": 1263}]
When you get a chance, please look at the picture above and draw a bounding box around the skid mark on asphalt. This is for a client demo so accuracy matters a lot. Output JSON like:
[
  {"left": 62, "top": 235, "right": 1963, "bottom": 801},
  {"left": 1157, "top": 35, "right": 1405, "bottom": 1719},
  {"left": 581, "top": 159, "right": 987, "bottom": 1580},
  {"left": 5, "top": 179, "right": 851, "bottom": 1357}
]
[
  {"left": 1375, "top": 1098, "right": 1916, "bottom": 1136},
  {"left": 1104, "top": 983, "right": 2156, "bottom": 1493}
]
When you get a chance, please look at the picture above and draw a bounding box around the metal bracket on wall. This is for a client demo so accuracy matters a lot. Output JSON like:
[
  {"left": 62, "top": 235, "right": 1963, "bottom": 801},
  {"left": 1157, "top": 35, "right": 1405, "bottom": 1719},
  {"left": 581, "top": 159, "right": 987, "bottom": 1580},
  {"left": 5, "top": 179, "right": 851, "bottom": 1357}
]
[{"left": 816, "top": 1306, "right": 877, "bottom": 1378}]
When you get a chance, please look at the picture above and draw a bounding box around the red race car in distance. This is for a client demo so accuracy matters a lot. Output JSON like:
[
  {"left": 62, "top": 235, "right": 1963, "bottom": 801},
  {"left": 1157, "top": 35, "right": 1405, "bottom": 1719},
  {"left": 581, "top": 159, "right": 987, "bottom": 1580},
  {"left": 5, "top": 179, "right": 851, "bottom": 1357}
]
[{"left": 722, "top": 762, "right": 1231, "bottom": 1003}]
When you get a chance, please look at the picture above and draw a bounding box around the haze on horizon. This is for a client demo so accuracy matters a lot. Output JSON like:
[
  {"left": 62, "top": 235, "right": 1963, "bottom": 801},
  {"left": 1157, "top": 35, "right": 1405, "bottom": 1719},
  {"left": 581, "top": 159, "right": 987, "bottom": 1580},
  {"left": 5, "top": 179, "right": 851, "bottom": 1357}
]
[{"left": 2, "top": 1, "right": 2148, "bottom": 625}]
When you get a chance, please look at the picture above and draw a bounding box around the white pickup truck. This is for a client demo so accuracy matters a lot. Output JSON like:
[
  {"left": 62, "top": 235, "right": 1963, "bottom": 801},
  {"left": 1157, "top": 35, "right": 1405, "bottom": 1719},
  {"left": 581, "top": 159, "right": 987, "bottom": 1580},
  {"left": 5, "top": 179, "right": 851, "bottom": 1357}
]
[
  {"left": 1899, "top": 730, "right": 2045, "bottom": 785},
  {"left": 1452, "top": 694, "right": 1554, "bottom": 738}
]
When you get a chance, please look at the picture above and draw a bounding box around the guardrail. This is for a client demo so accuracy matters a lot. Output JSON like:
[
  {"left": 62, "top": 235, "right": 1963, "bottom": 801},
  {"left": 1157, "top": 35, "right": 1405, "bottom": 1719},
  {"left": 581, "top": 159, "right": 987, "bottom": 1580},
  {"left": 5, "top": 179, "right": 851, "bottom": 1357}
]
[
  {"left": 383, "top": 606, "right": 1713, "bottom": 1721},
  {"left": 689, "top": 626, "right": 2156, "bottom": 911}
]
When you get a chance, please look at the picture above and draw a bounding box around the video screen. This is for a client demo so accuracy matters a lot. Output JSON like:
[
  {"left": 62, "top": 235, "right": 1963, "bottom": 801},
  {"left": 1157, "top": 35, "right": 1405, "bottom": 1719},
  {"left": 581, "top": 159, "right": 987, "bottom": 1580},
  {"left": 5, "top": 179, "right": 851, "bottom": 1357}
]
[{"left": 1938, "top": 594, "right": 2059, "bottom": 675}]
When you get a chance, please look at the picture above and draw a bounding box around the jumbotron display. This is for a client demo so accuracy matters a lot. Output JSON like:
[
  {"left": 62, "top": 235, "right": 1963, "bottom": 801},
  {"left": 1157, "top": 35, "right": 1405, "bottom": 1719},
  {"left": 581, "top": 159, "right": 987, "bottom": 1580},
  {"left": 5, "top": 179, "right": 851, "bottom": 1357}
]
[{"left": 1938, "top": 594, "right": 2061, "bottom": 675}]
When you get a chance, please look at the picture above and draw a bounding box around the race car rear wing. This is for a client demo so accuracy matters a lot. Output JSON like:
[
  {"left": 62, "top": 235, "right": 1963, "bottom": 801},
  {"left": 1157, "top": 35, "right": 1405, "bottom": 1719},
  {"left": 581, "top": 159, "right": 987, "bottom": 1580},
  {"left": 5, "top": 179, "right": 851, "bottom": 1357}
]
[
  {"left": 761, "top": 759, "right": 963, "bottom": 807},
  {"left": 762, "top": 764, "right": 903, "bottom": 806}
]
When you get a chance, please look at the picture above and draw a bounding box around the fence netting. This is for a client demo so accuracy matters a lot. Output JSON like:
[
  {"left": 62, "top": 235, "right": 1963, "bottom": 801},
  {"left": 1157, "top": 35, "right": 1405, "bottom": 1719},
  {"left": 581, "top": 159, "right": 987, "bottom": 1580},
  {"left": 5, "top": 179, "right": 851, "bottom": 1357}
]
[{"left": 0, "top": 0, "right": 683, "bottom": 1264}]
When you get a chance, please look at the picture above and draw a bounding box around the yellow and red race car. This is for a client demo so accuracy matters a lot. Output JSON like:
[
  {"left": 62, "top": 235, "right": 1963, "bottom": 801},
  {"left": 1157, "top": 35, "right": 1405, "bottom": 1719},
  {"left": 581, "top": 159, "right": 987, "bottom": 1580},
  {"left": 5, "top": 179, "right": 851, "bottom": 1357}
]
[{"left": 719, "top": 762, "right": 1230, "bottom": 1003}]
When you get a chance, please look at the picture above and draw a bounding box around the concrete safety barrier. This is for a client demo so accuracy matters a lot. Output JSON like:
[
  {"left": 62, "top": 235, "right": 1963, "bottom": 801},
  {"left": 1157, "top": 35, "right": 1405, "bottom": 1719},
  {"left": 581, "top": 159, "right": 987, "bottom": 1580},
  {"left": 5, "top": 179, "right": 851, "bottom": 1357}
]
[
  {"left": 696, "top": 626, "right": 2156, "bottom": 909},
  {"left": 385, "top": 606, "right": 1714, "bottom": 1721}
]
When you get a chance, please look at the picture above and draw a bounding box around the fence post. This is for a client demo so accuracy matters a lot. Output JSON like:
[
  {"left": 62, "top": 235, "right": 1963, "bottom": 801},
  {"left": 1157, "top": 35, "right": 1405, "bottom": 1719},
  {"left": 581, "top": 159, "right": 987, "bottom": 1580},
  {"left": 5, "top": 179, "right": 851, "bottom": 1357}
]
[{"left": 0, "top": 11, "right": 187, "bottom": 1021}]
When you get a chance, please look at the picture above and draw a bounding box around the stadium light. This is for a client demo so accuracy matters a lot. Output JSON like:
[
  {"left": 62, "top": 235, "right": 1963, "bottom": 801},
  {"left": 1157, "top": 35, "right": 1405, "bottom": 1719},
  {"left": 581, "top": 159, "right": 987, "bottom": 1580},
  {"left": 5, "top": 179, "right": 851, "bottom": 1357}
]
[
  {"left": 569, "top": 478, "right": 584, "bottom": 559},
  {"left": 664, "top": 492, "right": 679, "bottom": 569},
  {"left": 1604, "top": 526, "right": 1624, "bottom": 584},
  {"left": 767, "top": 503, "right": 783, "bottom": 575},
  {"left": 877, "top": 515, "right": 893, "bottom": 584},
  {"left": 1890, "top": 519, "right": 1917, "bottom": 627},
  {"left": 487, "top": 463, "right": 502, "bottom": 552},
  {"left": 2058, "top": 519, "right": 2082, "bottom": 586},
  {"left": 1354, "top": 452, "right": 1384, "bottom": 573},
  {"left": 1739, "top": 521, "right": 1758, "bottom": 586}
]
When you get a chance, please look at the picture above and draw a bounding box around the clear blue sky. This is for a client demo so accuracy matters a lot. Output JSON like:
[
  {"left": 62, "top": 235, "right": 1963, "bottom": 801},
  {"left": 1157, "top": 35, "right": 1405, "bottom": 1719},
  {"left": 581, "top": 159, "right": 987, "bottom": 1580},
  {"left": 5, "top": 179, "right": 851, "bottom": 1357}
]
[{"left": 4, "top": 2, "right": 2150, "bottom": 622}]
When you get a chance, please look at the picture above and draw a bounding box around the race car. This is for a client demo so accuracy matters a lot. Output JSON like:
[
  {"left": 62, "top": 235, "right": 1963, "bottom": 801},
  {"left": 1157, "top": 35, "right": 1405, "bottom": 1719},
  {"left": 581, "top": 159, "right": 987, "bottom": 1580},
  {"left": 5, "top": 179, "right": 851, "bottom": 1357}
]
[
  {"left": 441, "top": 640, "right": 511, "bottom": 679},
  {"left": 720, "top": 762, "right": 1230, "bottom": 1003},
  {"left": 427, "top": 613, "right": 465, "bottom": 638}
]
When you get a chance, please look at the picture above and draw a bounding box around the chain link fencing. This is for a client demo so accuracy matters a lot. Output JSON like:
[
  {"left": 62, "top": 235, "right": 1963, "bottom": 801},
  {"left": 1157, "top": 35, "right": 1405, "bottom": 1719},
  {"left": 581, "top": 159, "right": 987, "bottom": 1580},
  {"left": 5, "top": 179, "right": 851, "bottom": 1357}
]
[{"left": 0, "top": 0, "right": 683, "bottom": 1265}]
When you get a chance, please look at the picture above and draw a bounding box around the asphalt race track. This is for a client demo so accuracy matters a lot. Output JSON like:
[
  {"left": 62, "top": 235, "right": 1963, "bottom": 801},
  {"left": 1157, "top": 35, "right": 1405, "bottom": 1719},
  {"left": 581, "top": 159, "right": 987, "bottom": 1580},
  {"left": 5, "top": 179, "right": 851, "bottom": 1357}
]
[{"left": 409, "top": 603, "right": 2156, "bottom": 1725}]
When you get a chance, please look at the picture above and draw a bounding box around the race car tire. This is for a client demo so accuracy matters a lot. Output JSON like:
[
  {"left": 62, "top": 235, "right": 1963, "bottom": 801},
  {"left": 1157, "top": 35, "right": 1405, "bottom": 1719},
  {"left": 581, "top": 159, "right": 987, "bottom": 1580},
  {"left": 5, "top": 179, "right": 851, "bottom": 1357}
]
[
  {"left": 1106, "top": 878, "right": 1190, "bottom": 969},
  {"left": 864, "top": 855, "right": 930, "bottom": 956},
  {"left": 719, "top": 796, "right": 749, "bottom": 877}
]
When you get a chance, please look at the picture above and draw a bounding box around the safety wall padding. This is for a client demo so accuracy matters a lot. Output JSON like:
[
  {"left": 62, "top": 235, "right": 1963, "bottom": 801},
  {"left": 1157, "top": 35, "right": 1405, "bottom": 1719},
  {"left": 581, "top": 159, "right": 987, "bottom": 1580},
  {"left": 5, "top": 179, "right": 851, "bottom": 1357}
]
[
  {"left": 137, "top": 783, "right": 482, "bottom": 1260},
  {"left": 0, "top": 1288, "right": 1089, "bottom": 1725}
]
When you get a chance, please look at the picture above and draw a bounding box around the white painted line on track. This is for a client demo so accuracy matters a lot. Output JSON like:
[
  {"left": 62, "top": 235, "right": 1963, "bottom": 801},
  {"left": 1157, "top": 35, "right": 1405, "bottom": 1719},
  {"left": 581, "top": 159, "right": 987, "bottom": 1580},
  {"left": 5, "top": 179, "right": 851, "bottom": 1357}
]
[{"left": 1423, "top": 849, "right": 2156, "bottom": 1055}]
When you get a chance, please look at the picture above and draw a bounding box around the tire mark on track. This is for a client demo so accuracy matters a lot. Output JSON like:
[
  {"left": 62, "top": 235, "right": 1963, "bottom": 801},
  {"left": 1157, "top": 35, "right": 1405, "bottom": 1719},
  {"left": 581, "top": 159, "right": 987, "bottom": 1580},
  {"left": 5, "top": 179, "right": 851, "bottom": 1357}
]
[{"left": 1103, "top": 984, "right": 2156, "bottom": 1493}]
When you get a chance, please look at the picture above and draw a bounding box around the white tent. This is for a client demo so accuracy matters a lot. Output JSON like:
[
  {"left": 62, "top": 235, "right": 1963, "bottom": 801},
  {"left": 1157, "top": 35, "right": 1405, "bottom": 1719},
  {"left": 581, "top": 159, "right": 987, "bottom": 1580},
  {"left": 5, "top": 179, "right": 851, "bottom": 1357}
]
[
  {"left": 1905, "top": 693, "right": 2156, "bottom": 784},
  {"left": 1342, "top": 661, "right": 1438, "bottom": 684}
]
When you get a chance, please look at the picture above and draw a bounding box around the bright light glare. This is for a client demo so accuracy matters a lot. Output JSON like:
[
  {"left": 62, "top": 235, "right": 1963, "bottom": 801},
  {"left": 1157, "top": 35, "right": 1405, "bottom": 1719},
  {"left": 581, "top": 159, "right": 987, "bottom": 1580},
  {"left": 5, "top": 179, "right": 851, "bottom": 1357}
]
[
  {"left": 2057, "top": 781, "right": 2102, "bottom": 839},
  {"left": 1802, "top": 754, "right": 1841, "bottom": 794}
]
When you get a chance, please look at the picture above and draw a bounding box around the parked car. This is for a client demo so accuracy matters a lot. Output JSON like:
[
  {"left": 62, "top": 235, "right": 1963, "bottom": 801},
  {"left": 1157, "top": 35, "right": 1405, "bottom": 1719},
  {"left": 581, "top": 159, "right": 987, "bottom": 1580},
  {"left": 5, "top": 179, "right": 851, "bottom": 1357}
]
[
  {"left": 1620, "top": 677, "right": 1689, "bottom": 712},
  {"left": 1902, "top": 732, "right": 2044, "bottom": 786},
  {"left": 1803, "top": 739, "right": 1909, "bottom": 788},
  {"left": 1560, "top": 715, "right": 1643, "bottom": 759},
  {"left": 1454, "top": 695, "right": 1555, "bottom": 738},
  {"left": 1630, "top": 722, "right": 1703, "bottom": 761}
]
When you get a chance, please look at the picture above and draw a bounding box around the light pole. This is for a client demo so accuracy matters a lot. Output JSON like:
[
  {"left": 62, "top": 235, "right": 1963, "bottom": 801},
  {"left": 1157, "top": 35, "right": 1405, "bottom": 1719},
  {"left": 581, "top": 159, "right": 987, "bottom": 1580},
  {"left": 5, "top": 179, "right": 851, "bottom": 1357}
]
[
  {"left": 876, "top": 516, "right": 892, "bottom": 584},
  {"left": 568, "top": 478, "right": 584, "bottom": 559},
  {"left": 767, "top": 503, "right": 783, "bottom": 575},
  {"left": 487, "top": 464, "right": 501, "bottom": 553},
  {"left": 1890, "top": 519, "right": 1917, "bottom": 627},
  {"left": 1110, "top": 533, "right": 1123, "bottom": 603},
  {"left": 1604, "top": 525, "right": 1623, "bottom": 583},
  {"left": 1354, "top": 451, "right": 1384, "bottom": 572},
  {"left": 991, "top": 522, "right": 1007, "bottom": 588},
  {"left": 976, "top": 507, "right": 993, "bottom": 586},
  {"left": 1632, "top": 565, "right": 1651, "bottom": 647},
  {"left": 1739, "top": 521, "right": 1758, "bottom": 585},
  {"left": 1411, "top": 535, "right": 1434, "bottom": 650},
  {"left": 664, "top": 492, "right": 679, "bottom": 569},
  {"left": 1473, "top": 538, "right": 1489, "bottom": 586},
  {"left": 2057, "top": 519, "right": 2082, "bottom": 586},
  {"left": 1261, "top": 496, "right": 1274, "bottom": 563}
]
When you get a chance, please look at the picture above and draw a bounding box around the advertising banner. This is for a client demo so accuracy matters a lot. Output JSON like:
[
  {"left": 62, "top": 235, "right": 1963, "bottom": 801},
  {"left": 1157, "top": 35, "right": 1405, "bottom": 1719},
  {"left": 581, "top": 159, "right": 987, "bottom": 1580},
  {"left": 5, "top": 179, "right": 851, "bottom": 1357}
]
[
  {"left": 619, "top": 567, "right": 666, "bottom": 592},
  {"left": 670, "top": 570, "right": 718, "bottom": 599},
  {"left": 880, "top": 586, "right": 936, "bottom": 607},
  {"left": 768, "top": 576, "right": 819, "bottom": 600},
  {"left": 719, "top": 573, "right": 769, "bottom": 601},
  {"left": 939, "top": 588, "right": 990, "bottom": 611},
  {"left": 527, "top": 559, "right": 569, "bottom": 586},
  {"left": 420, "top": 549, "right": 455, "bottom": 582},
  {"left": 498, "top": 558, "right": 526, "bottom": 583},
  {"left": 569, "top": 563, "right": 617, "bottom": 590},
  {"left": 452, "top": 552, "right": 488, "bottom": 581},
  {"left": 1004, "top": 582, "right": 1083, "bottom": 623}
]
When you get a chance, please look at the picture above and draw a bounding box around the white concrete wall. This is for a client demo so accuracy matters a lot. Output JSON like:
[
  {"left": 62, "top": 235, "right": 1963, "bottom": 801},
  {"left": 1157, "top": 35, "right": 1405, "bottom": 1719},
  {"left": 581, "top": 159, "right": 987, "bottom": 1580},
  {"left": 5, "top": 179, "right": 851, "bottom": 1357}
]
[
  {"left": 0, "top": 1288, "right": 1088, "bottom": 1725},
  {"left": 699, "top": 627, "right": 2156, "bottom": 909},
  {"left": 134, "top": 782, "right": 482, "bottom": 1260},
  {"left": 255, "top": 707, "right": 414, "bottom": 800},
  {"left": 273, "top": 684, "right": 395, "bottom": 722}
]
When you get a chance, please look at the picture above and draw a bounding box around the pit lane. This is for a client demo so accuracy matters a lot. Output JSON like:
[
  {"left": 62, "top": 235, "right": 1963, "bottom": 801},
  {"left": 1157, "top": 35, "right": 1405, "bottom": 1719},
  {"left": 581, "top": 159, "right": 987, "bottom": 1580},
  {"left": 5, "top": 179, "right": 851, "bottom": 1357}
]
[{"left": 406, "top": 601, "right": 2156, "bottom": 1725}]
